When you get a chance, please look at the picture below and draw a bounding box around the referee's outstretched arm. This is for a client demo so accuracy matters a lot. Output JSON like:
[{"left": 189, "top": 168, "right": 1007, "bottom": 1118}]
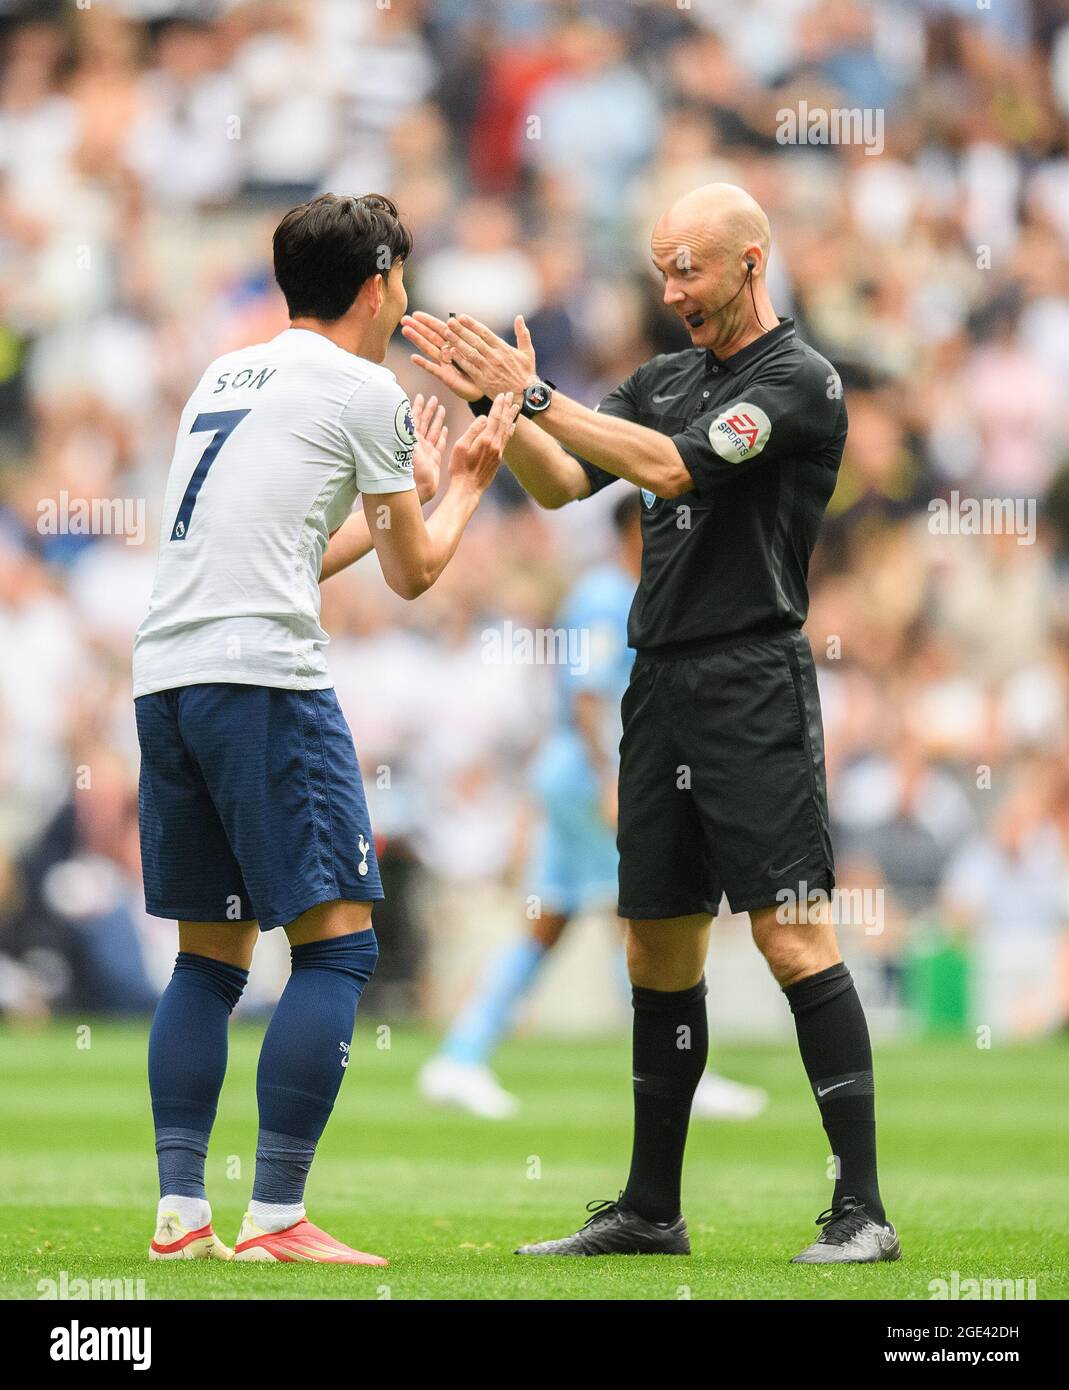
[
  {"left": 515, "top": 387, "right": 693, "bottom": 498},
  {"left": 402, "top": 308, "right": 593, "bottom": 508},
  {"left": 498, "top": 413, "right": 597, "bottom": 509},
  {"left": 415, "top": 300, "right": 838, "bottom": 512},
  {"left": 422, "top": 310, "right": 695, "bottom": 500},
  {"left": 402, "top": 308, "right": 691, "bottom": 504},
  {"left": 442, "top": 312, "right": 692, "bottom": 497}
]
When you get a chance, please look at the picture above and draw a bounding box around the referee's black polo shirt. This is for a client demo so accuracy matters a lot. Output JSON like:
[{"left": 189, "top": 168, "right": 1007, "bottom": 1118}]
[{"left": 578, "top": 319, "right": 846, "bottom": 652}]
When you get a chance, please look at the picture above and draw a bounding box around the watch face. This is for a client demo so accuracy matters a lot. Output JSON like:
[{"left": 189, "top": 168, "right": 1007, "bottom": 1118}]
[{"left": 525, "top": 382, "right": 551, "bottom": 411}]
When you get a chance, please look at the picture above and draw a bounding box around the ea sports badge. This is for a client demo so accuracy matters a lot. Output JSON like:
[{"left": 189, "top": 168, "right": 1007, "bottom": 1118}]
[{"left": 707, "top": 402, "right": 771, "bottom": 463}]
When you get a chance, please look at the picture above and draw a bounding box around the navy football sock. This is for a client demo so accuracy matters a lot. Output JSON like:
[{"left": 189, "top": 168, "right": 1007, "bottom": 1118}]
[
  {"left": 252, "top": 929, "right": 378, "bottom": 1207},
  {"left": 148, "top": 951, "right": 248, "bottom": 1199}
]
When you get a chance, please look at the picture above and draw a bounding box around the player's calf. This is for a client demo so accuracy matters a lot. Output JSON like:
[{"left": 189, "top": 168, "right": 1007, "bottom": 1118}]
[
  {"left": 234, "top": 921, "right": 382, "bottom": 1264},
  {"left": 147, "top": 950, "right": 249, "bottom": 1262}
]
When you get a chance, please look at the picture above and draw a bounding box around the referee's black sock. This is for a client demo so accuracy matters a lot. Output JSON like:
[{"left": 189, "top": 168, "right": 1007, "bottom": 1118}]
[
  {"left": 784, "top": 962, "right": 885, "bottom": 1225},
  {"left": 621, "top": 978, "right": 708, "bottom": 1224}
]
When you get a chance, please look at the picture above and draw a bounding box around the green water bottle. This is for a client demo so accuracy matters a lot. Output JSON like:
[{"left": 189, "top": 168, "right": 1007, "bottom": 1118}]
[{"left": 904, "top": 921, "right": 970, "bottom": 1036}]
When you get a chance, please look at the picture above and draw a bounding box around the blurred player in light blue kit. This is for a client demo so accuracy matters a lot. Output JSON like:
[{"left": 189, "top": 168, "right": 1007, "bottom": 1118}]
[{"left": 420, "top": 492, "right": 767, "bottom": 1120}]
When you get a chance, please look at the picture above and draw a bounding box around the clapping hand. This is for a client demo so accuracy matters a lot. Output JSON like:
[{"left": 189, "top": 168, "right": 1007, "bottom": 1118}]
[
  {"left": 448, "top": 391, "right": 522, "bottom": 492},
  {"left": 410, "top": 393, "right": 447, "bottom": 503},
  {"left": 402, "top": 311, "right": 537, "bottom": 401}
]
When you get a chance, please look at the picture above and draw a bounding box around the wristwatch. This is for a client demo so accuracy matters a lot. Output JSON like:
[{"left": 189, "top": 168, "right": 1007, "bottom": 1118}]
[
  {"left": 521, "top": 378, "right": 555, "bottom": 417},
  {"left": 468, "top": 378, "right": 556, "bottom": 418}
]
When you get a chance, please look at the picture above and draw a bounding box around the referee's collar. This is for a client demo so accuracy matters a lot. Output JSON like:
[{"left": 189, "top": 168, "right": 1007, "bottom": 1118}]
[{"left": 705, "top": 317, "right": 795, "bottom": 374}]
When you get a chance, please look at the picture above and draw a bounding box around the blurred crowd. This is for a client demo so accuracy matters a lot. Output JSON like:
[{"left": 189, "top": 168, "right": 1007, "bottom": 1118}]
[{"left": 0, "top": 0, "right": 1067, "bottom": 1036}]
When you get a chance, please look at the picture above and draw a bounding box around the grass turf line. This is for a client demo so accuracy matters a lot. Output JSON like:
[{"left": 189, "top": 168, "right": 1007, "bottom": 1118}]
[{"left": 1, "top": 1023, "right": 1066, "bottom": 1300}]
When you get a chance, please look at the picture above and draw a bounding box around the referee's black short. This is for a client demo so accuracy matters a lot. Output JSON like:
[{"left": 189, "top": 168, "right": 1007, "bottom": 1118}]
[{"left": 616, "top": 629, "right": 835, "bottom": 920}]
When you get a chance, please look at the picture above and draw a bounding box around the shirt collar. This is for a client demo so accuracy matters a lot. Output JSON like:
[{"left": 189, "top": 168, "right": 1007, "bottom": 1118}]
[{"left": 705, "top": 317, "right": 795, "bottom": 374}]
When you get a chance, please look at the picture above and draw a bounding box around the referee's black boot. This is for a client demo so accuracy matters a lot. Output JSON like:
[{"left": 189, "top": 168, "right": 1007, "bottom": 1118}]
[{"left": 515, "top": 1196, "right": 690, "bottom": 1256}]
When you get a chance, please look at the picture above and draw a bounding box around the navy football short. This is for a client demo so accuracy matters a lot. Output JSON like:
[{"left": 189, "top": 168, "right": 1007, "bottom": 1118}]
[
  {"left": 135, "top": 684, "right": 383, "bottom": 931},
  {"left": 616, "top": 630, "right": 835, "bottom": 920}
]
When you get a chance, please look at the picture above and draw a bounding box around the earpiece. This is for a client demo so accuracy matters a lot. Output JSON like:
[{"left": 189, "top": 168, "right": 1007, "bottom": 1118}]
[{"left": 686, "top": 255, "right": 762, "bottom": 330}]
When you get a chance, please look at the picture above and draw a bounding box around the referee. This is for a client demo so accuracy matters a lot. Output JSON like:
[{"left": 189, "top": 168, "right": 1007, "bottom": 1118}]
[{"left": 402, "top": 183, "right": 899, "bottom": 1265}]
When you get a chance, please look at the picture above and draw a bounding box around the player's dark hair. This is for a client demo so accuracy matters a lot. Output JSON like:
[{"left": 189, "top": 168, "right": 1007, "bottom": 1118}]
[
  {"left": 613, "top": 490, "right": 643, "bottom": 535},
  {"left": 272, "top": 193, "right": 413, "bottom": 322}
]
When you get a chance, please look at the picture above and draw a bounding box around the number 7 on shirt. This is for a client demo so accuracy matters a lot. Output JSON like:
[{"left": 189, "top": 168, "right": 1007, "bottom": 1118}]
[{"left": 170, "top": 409, "right": 251, "bottom": 541}]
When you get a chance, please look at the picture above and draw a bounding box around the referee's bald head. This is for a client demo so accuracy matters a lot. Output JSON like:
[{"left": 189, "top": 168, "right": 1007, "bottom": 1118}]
[
  {"left": 657, "top": 183, "right": 770, "bottom": 263},
  {"left": 650, "top": 183, "right": 775, "bottom": 352}
]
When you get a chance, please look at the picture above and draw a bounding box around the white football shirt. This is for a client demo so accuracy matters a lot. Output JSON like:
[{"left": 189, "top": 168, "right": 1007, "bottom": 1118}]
[{"left": 133, "top": 327, "right": 416, "bottom": 697}]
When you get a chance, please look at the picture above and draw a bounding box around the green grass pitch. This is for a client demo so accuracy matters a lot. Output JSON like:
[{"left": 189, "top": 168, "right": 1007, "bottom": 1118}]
[{"left": 1, "top": 1022, "right": 1066, "bottom": 1300}]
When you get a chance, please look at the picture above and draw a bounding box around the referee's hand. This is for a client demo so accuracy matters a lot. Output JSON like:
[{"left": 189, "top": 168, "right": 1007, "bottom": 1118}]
[
  {"left": 445, "top": 314, "right": 536, "bottom": 397},
  {"left": 448, "top": 391, "right": 521, "bottom": 493},
  {"left": 402, "top": 312, "right": 483, "bottom": 402}
]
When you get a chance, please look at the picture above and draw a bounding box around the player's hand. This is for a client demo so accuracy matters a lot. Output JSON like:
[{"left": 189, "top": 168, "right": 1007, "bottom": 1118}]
[
  {"left": 410, "top": 393, "right": 446, "bottom": 504},
  {"left": 401, "top": 312, "right": 484, "bottom": 402},
  {"left": 448, "top": 391, "right": 521, "bottom": 493},
  {"left": 443, "top": 314, "right": 537, "bottom": 397}
]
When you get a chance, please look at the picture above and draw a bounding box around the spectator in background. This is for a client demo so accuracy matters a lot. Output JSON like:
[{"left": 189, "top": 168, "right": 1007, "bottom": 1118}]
[
  {"left": 125, "top": 19, "right": 244, "bottom": 209},
  {"left": 943, "top": 767, "right": 1069, "bottom": 1037},
  {"left": 414, "top": 198, "right": 541, "bottom": 332},
  {"left": 522, "top": 15, "right": 661, "bottom": 236},
  {"left": 0, "top": 0, "right": 1065, "bottom": 1036}
]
